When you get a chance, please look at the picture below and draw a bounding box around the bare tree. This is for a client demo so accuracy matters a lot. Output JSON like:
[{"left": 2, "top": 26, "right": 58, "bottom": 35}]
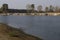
[
  {"left": 26, "top": 4, "right": 35, "bottom": 13},
  {"left": 54, "top": 6, "right": 60, "bottom": 12},
  {"left": 49, "top": 5, "right": 54, "bottom": 12},
  {"left": 26, "top": 4, "right": 32, "bottom": 15},
  {"left": 26, "top": 4, "right": 32, "bottom": 10},
  {"left": 0, "top": 7, "right": 3, "bottom": 12},
  {"left": 45, "top": 6, "right": 49, "bottom": 12},
  {"left": 26, "top": 4, "right": 31, "bottom": 13},
  {"left": 58, "top": 8, "right": 60, "bottom": 12},
  {"left": 37, "top": 5, "right": 43, "bottom": 12},
  {"left": 31, "top": 4, "right": 35, "bottom": 13}
]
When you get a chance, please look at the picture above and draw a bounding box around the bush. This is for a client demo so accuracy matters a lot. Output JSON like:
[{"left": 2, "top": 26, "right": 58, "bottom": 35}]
[{"left": 8, "top": 32, "right": 19, "bottom": 37}]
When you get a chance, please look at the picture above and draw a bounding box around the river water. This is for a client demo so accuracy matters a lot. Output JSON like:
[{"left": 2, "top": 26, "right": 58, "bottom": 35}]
[{"left": 0, "top": 16, "right": 60, "bottom": 40}]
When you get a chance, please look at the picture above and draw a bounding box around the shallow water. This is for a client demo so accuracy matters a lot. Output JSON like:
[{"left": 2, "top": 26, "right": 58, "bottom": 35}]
[{"left": 0, "top": 16, "right": 60, "bottom": 40}]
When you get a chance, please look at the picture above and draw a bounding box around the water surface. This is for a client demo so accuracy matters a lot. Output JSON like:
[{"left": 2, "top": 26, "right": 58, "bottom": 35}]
[{"left": 0, "top": 16, "right": 60, "bottom": 40}]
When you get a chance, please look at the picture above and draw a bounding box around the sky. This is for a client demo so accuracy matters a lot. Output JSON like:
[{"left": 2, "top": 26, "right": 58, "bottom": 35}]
[{"left": 0, "top": 0, "right": 60, "bottom": 10}]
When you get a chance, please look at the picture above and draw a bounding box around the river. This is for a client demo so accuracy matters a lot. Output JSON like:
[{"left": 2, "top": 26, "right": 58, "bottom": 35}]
[{"left": 0, "top": 16, "right": 60, "bottom": 40}]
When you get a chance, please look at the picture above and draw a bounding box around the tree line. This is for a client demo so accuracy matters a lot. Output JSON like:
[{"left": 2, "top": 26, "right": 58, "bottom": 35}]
[{"left": 26, "top": 4, "right": 60, "bottom": 13}]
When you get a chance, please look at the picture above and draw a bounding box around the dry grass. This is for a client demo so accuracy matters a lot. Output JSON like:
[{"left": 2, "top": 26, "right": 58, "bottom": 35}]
[{"left": 0, "top": 23, "right": 42, "bottom": 40}]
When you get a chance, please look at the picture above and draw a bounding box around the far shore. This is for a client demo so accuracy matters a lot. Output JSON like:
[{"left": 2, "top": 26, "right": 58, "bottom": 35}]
[{"left": 0, "top": 13, "right": 60, "bottom": 16}]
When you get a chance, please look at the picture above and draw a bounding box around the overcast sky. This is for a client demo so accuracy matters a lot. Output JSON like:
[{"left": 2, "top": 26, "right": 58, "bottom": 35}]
[{"left": 0, "top": 0, "right": 60, "bottom": 9}]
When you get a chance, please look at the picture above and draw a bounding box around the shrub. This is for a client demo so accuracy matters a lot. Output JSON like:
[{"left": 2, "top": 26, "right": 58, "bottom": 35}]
[{"left": 8, "top": 32, "right": 19, "bottom": 37}]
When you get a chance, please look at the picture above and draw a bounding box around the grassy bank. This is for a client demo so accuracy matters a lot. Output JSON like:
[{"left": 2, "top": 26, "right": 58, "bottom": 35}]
[{"left": 0, "top": 23, "right": 42, "bottom": 40}]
